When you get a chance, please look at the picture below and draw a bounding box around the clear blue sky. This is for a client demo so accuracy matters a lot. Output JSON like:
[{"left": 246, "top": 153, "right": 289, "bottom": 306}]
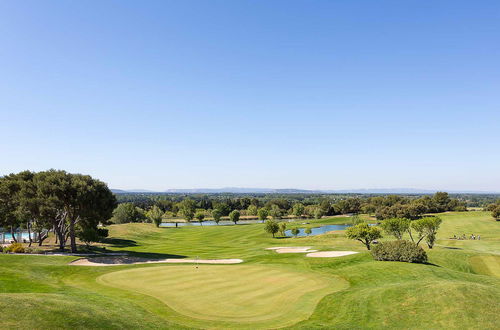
[{"left": 1, "top": 1, "right": 499, "bottom": 191}]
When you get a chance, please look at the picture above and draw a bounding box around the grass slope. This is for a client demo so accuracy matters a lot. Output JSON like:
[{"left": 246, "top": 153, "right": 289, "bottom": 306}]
[{"left": 0, "top": 212, "right": 498, "bottom": 329}]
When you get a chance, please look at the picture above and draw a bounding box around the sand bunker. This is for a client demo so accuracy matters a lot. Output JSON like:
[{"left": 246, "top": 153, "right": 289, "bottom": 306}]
[
  {"left": 70, "top": 256, "right": 243, "bottom": 266},
  {"left": 266, "top": 247, "right": 318, "bottom": 253},
  {"left": 306, "top": 251, "right": 358, "bottom": 258}
]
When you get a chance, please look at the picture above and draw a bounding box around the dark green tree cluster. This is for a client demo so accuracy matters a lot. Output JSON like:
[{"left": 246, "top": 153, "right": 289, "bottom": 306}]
[
  {"left": 372, "top": 192, "right": 466, "bottom": 220},
  {"left": 0, "top": 170, "right": 116, "bottom": 252},
  {"left": 486, "top": 200, "right": 500, "bottom": 220}
]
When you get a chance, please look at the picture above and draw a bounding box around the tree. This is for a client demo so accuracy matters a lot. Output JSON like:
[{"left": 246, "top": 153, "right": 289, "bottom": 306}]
[
  {"left": 305, "top": 227, "right": 312, "bottom": 236},
  {"left": 291, "top": 227, "right": 300, "bottom": 237},
  {"left": 314, "top": 207, "right": 324, "bottom": 219},
  {"left": 212, "top": 208, "right": 223, "bottom": 224},
  {"left": 111, "top": 203, "right": 144, "bottom": 224},
  {"left": 179, "top": 199, "right": 196, "bottom": 221},
  {"left": 380, "top": 218, "right": 410, "bottom": 240},
  {"left": 270, "top": 205, "right": 282, "bottom": 220},
  {"left": 278, "top": 222, "right": 287, "bottom": 237},
  {"left": 229, "top": 210, "right": 240, "bottom": 224},
  {"left": 76, "top": 227, "right": 99, "bottom": 247},
  {"left": 258, "top": 208, "right": 269, "bottom": 222},
  {"left": 411, "top": 217, "right": 442, "bottom": 248},
  {"left": 334, "top": 198, "right": 361, "bottom": 214},
  {"left": 346, "top": 223, "right": 382, "bottom": 250},
  {"left": 146, "top": 205, "right": 163, "bottom": 227},
  {"left": 292, "top": 203, "right": 305, "bottom": 218},
  {"left": 489, "top": 200, "right": 500, "bottom": 220},
  {"left": 493, "top": 206, "right": 500, "bottom": 221},
  {"left": 195, "top": 210, "right": 205, "bottom": 226},
  {"left": 247, "top": 205, "right": 258, "bottom": 216},
  {"left": 264, "top": 219, "right": 279, "bottom": 237},
  {"left": 433, "top": 192, "right": 451, "bottom": 212},
  {"left": 32, "top": 170, "right": 116, "bottom": 252}
]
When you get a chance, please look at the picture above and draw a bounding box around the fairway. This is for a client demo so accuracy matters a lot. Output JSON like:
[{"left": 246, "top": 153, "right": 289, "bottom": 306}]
[
  {"left": 470, "top": 256, "right": 500, "bottom": 277},
  {"left": 98, "top": 265, "right": 349, "bottom": 328}
]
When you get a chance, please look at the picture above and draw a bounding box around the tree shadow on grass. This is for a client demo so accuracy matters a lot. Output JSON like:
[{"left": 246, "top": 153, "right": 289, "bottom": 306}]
[
  {"left": 124, "top": 251, "right": 187, "bottom": 259},
  {"left": 100, "top": 238, "right": 138, "bottom": 248}
]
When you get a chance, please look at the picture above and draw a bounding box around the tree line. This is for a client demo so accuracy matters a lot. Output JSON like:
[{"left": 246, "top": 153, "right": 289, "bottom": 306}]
[
  {"left": 110, "top": 192, "right": 467, "bottom": 224},
  {"left": 0, "top": 170, "right": 116, "bottom": 252}
]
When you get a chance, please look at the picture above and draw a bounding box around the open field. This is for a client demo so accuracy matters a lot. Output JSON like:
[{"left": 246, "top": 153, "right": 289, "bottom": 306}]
[{"left": 0, "top": 212, "right": 499, "bottom": 329}]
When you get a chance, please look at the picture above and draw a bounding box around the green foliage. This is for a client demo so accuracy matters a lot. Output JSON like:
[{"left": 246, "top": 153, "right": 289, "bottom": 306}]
[
  {"left": 269, "top": 205, "right": 282, "bottom": 220},
  {"left": 5, "top": 242, "right": 25, "bottom": 253},
  {"left": 0, "top": 170, "right": 116, "bottom": 252},
  {"left": 76, "top": 227, "right": 100, "bottom": 247},
  {"left": 371, "top": 240, "right": 428, "bottom": 263},
  {"left": 211, "top": 208, "right": 223, "bottom": 224},
  {"left": 229, "top": 210, "right": 240, "bottom": 224},
  {"left": 314, "top": 207, "right": 324, "bottom": 219},
  {"left": 247, "top": 205, "right": 258, "bottom": 216},
  {"left": 264, "top": 219, "right": 279, "bottom": 237},
  {"left": 381, "top": 218, "right": 410, "bottom": 240},
  {"left": 291, "top": 227, "right": 300, "bottom": 237},
  {"left": 179, "top": 199, "right": 196, "bottom": 221},
  {"left": 257, "top": 208, "right": 269, "bottom": 221},
  {"left": 111, "top": 203, "right": 144, "bottom": 224},
  {"left": 488, "top": 200, "right": 500, "bottom": 220},
  {"left": 346, "top": 223, "right": 382, "bottom": 250},
  {"left": 146, "top": 205, "right": 163, "bottom": 227},
  {"left": 292, "top": 203, "right": 305, "bottom": 217},
  {"left": 411, "top": 217, "right": 442, "bottom": 248},
  {"left": 195, "top": 211, "right": 205, "bottom": 225},
  {"left": 96, "top": 228, "right": 109, "bottom": 239},
  {"left": 351, "top": 215, "right": 365, "bottom": 225},
  {"left": 334, "top": 198, "right": 361, "bottom": 214},
  {"left": 278, "top": 222, "right": 287, "bottom": 237},
  {"left": 305, "top": 227, "right": 312, "bottom": 236}
]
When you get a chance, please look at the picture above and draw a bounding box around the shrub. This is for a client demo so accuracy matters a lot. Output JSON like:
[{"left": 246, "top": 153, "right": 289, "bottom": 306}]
[
  {"left": 24, "top": 247, "right": 43, "bottom": 254},
  {"left": 371, "top": 240, "right": 427, "bottom": 263},
  {"left": 97, "top": 228, "right": 109, "bottom": 240},
  {"left": 6, "top": 243, "right": 25, "bottom": 253}
]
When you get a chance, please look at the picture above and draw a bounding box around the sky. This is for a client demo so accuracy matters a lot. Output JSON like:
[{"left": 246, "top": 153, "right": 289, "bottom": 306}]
[{"left": 0, "top": 0, "right": 499, "bottom": 191}]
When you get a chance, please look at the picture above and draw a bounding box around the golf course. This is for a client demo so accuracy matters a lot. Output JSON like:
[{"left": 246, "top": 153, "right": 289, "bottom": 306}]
[{"left": 0, "top": 211, "right": 499, "bottom": 329}]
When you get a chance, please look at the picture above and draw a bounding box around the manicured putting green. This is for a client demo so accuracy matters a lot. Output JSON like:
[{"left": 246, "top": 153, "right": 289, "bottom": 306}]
[{"left": 98, "top": 264, "right": 348, "bottom": 328}]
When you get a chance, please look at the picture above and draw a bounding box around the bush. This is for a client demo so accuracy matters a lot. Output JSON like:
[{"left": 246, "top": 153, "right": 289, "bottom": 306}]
[
  {"left": 371, "top": 240, "right": 427, "bottom": 263},
  {"left": 24, "top": 247, "right": 43, "bottom": 254},
  {"left": 5, "top": 243, "right": 25, "bottom": 253},
  {"left": 97, "top": 228, "right": 109, "bottom": 240}
]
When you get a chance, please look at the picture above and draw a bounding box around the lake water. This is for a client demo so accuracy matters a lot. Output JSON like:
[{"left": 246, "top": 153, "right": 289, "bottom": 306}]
[{"left": 285, "top": 224, "right": 352, "bottom": 237}]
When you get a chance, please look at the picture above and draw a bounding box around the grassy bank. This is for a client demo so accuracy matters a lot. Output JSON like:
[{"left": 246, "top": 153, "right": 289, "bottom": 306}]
[{"left": 0, "top": 212, "right": 498, "bottom": 328}]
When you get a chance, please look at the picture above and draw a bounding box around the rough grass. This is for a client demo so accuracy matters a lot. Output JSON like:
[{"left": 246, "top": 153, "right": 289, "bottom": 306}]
[{"left": 0, "top": 212, "right": 499, "bottom": 329}]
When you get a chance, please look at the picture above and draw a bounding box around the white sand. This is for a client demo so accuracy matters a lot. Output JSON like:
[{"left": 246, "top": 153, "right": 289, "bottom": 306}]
[
  {"left": 306, "top": 251, "right": 358, "bottom": 258},
  {"left": 266, "top": 247, "right": 318, "bottom": 253},
  {"left": 70, "top": 257, "right": 243, "bottom": 266}
]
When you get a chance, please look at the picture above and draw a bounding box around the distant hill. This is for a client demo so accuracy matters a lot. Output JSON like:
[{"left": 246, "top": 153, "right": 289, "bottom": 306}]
[{"left": 111, "top": 187, "right": 500, "bottom": 194}]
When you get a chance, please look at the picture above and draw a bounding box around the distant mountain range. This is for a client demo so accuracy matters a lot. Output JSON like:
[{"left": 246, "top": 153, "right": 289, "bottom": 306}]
[{"left": 111, "top": 187, "right": 500, "bottom": 194}]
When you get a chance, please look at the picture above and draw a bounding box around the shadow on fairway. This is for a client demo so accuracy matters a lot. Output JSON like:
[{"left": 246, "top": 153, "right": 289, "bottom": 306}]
[
  {"left": 123, "top": 251, "right": 187, "bottom": 259},
  {"left": 101, "top": 238, "right": 138, "bottom": 247}
]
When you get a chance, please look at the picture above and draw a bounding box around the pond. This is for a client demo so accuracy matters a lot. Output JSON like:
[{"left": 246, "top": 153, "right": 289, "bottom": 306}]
[{"left": 285, "top": 224, "right": 352, "bottom": 237}]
